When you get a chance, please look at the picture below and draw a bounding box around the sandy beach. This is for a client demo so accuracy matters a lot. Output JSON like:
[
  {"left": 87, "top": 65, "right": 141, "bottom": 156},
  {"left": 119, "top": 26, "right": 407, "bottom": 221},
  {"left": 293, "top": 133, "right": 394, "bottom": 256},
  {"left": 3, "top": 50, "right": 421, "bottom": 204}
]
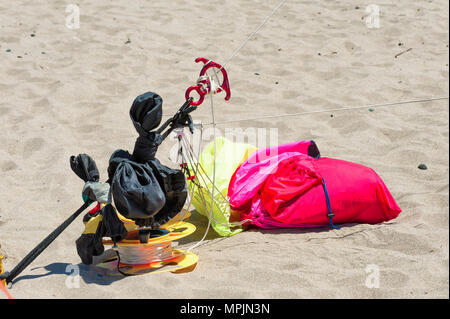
[{"left": 0, "top": 0, "right": 448, "bottom": 299}]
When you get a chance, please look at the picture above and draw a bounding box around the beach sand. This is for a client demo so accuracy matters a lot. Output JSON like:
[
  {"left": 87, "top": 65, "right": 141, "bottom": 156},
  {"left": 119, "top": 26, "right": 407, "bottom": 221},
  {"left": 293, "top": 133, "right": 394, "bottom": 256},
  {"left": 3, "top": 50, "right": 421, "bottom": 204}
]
[{"left": 0, "top": 0, "right": 448, "bottom": 298}]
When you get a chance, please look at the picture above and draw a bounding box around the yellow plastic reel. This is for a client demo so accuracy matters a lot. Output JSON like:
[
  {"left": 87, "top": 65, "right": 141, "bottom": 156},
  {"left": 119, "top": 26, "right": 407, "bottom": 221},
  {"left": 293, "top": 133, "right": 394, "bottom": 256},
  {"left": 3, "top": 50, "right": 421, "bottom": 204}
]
[
  {"left": 102, "top": 221, "right": 196, "bottom": 246},
  {"left": 98, "top": 210, "right": 198, "bottom": 276}
]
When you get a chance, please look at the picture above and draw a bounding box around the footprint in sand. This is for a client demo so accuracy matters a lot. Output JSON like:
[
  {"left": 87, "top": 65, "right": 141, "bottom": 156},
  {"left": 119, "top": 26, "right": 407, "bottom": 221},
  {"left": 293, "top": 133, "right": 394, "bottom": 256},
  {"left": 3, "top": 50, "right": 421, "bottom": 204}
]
[
  {"left": 0, "top": 106, "right": 11, "bottom": 117},
  {"left": 96, "top": 80, "right": 129, "bottom": 97},
  {"left": 381, "top": 269, "right": 410, "bottom": 288},
  {"left": 281, "top": 263, "right": 303, "bottom": 271},
  {"left": 229, "top": 96, "right": 247, "bottom": 106},
  {"left": 344, "top": 40, "right": 359, "bottom": 53},
  {"left": 1, "top": 160, "right": 18, "bottom": 172},
  {"left": 5, "top": 68, "right": 31, "bottom": 79},
  {"left": 77, "top": 124, "right": 100, "bottom": 134},
  {"left": 32, "top": 97, "right": 51, "bottom": 110},
  {"left": 22, "top": 137, "right": 45, "bottom": 159},
  {"left": 282, "top": 90, "right": 301, "bottom": 100}
]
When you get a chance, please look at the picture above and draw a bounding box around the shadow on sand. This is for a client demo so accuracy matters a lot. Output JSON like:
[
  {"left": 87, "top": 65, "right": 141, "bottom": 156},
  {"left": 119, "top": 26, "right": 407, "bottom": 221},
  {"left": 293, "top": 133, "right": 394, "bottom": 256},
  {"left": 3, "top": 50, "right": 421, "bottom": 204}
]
[
  {"left": 11, "top": 212, "right": 370, "bottom": 286},
  {"left": 11, "top": 250, "right": 125, "bottom": 286},
  {"left": 176, "top": 210, "right": 366, "bottom": 248}
]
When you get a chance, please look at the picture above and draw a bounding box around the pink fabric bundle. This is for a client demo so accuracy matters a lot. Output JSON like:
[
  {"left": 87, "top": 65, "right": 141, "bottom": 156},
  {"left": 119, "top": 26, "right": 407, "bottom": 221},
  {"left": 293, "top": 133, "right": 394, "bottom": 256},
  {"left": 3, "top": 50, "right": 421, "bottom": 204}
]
[{"left": 227, "top": 140, "right": 401, "bottom": 229}]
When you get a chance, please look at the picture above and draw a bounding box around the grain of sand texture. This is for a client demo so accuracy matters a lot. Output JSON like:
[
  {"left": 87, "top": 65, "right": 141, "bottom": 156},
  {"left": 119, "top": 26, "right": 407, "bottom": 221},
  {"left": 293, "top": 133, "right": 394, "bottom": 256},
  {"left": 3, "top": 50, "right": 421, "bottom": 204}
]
[{"left": 0, "top": 0, "right": 448, "bottom": 299}]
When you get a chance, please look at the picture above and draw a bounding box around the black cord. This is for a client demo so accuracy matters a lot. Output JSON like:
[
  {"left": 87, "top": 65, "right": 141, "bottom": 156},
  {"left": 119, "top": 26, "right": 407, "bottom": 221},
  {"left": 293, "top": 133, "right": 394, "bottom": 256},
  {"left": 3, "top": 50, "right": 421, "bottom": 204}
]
[{"left": 114, "top": 246, "right": 135, "bottom": 277}]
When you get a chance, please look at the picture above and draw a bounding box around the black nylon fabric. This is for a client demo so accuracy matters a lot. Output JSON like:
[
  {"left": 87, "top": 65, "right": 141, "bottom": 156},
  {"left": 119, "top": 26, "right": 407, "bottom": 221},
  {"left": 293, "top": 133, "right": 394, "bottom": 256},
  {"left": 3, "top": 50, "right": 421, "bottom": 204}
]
[
  {"left": 307, "top": 140, "right": 321, "bottom": 159},
  {"left": 76, "top": 204, "right": 128, "bottom": 265},
  {"left": 108, "top": 149, "right": 166, "bottom": 220},
  {"left": 130, "top": 91, "right": 163, "bottom": 136},
  {"left": 132, "top": 132, "right": 163, "bottom": 162},
  {"left": 147, "top": 158, "right": 188, "bottom": 227},
  {"left": 70, "top": 153, "right": 100, "bottom": 182},
  {"left": 101, "top": 204, "right": 128, "bottom": 242},
  {"left": 75, "top": 232, "right": 104, "bottom": 265}
]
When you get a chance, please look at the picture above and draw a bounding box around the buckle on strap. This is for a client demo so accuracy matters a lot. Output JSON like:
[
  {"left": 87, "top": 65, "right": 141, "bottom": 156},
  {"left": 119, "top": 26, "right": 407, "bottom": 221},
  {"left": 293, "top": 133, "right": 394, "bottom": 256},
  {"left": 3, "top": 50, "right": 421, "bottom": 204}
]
[{"left": 322, "top": 179, "right": 341, "bottom": 230}]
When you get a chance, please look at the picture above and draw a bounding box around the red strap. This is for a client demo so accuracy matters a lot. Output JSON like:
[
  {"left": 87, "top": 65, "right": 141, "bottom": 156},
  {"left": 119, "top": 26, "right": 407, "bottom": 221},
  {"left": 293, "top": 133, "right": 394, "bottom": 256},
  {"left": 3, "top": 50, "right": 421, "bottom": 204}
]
[{"left": 88, "top": 202, "right": 101, "bottom": 215}]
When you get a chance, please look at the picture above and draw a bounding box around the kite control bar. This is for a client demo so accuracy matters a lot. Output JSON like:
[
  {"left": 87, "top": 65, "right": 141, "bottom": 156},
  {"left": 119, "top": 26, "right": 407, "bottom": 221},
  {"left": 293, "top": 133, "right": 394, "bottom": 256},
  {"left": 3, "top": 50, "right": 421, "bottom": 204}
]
[{"left": 185, "top": 57, "right": 231, "bottom": 106}]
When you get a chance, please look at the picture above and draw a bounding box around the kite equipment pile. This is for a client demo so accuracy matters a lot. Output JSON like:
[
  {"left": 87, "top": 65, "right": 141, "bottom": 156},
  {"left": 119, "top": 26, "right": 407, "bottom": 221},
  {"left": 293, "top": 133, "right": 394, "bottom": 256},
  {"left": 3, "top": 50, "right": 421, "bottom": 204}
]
[{"left": 0, "top": 55, "right": 402, "bottom": 288}]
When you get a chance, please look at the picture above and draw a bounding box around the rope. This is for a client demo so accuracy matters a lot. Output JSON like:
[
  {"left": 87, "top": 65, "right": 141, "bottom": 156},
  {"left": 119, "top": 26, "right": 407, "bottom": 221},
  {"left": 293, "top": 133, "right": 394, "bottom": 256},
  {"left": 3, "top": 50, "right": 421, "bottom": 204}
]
[
  {"left": 178, "top": 131, "right": 252, "bottom": 228},
  {"left": 205, "top": 96, "right": 449, "bottom": 126},
  {"left": 171, "top": 70, "right": 255, "bottom": 253},
  {"left": 180, "top": 135, "right": 229, "bottom": 203},
  {"left": 185, "top": 89, "right": 217, "bottom": 251},
  {"left": 218, "top": 0, "right": 289, "bottom": 72},
  {"left": 115, "top": 242, "right": 174, "bottom": 265}
]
